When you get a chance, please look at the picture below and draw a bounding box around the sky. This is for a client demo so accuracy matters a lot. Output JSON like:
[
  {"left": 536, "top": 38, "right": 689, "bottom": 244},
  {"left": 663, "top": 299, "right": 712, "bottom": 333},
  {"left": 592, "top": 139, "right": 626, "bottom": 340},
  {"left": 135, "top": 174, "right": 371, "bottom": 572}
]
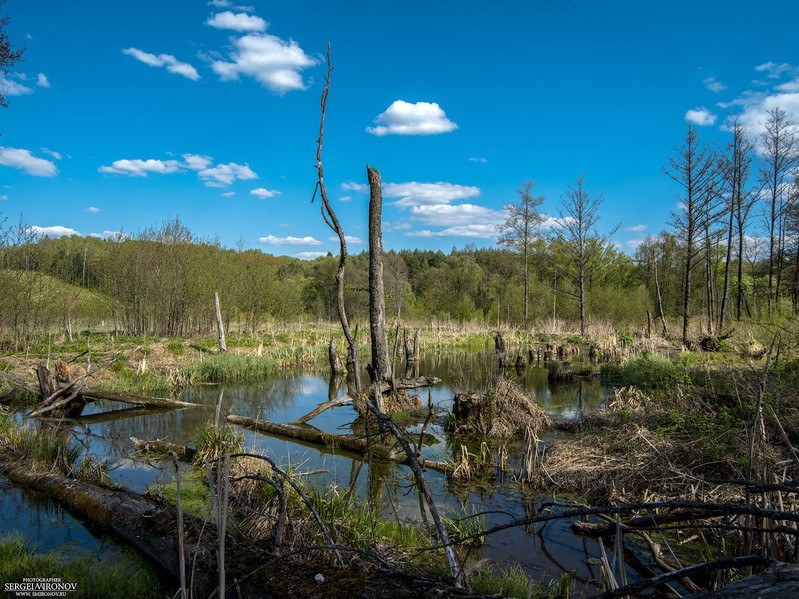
[{"left": 1, "top": 0, "right": 798, "bottom": 259}]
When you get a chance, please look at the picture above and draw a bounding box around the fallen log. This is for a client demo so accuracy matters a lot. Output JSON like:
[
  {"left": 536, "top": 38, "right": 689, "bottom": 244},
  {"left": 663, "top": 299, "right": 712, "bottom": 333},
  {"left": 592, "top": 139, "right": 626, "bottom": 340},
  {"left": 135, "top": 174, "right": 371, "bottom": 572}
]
[
  {"left": 0, "top": 370, "right": 39, "bottom": 395},
  {"left": 289, "top": 395, "right": 352, "bottom": 425},
  {"left": 79, "top": 388, "right": 199, "bottom": 409},
  {"left": 227, "top": 414, "right": 451, "bottom": 474},
  {"left": 572, "top": 508, "right": 729, "bottom": 537},
  {"left": 130, "top": 436, "right": 197, "bottom": 461},
  {"left": 396, "top": 376, "right": 441, "bottom": 390}
]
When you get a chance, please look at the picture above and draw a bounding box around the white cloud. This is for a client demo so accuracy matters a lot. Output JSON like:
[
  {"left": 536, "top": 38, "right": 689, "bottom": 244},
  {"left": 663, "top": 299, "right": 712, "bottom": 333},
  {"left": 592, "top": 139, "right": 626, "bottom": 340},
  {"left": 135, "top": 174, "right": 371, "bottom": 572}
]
[
  {"left": 383, "top": 181, "right": 480, "bottom": 208},
  {"left": 626, "top": 238, "right": 645, "bottom": 249},
  {"left": 0, "top": 147, "right": 58, "bottom": 176},
  {"left": 208, "top": 0, "right": 232, "bottom": 6},
  {"left": 250, "top": 187, "right": 281, "bottom": 198},
  {"left": 338, "top": 195, "right": 352, "bottom": 202},
  {"left": 183, "top": 154, "right": 213, "bottom": 170},
  {"left": 85, "top": 206, "right": 100, "bottom": 213},
  {"left": 410, "top": 203, "right": 504, "bottom": 227},
  {"left": 198, "top": 162, "right": 258, "bottom": 186},
  {"left": 328, "top": 235, "right": 363, "bottom": 245},
  {"left": 408, "top": 224, "right": 499, "bottom": 239},
  {"left": 98, "top": 158, "right": 182, "bottom": 176},
  {"left": 738, "top": 92, "right": 799, "bottom": 137},
  {"left": 88, "top": 230, "right": 128, "bottom": 241},
  {"left": 207, "top": 11, "right": 267, "bottom": 32},
  {"left": 259, "top": 235, "right": 321, "bottom": 245},
  {"left": 685, "top": 108, "right": 717, "bottom": 126},
  {"left": 755, "top": 62, "right": 795, "bottom": 79},
  {"left": 222, "top": 191, "right": 235, "bottom": 197},
  {"left": 624, "top": 224, "right": 646, "bottom": 232},
  {"left": 341, "top": 181, "right": 367, "bottom": 193},
  {"left": 0, "top": 195, "right": 8, "bottom": 201},
  {"left": 367, "top": 100, "right": 457, "bottom": 136},
  {"left": 211, "top": 33, "right": 316, "bottom": 93},
  {"left": 31, "top": 225, "right": 80, "bottom": 238},
  {"left": 36, "top": 73, "right": 50, "bottom": 88},
  {"left": 0, "top": 75, "right": 33, "bottom": 96},
  {"left": 468, "top": 157, "right": 488, "bottom": 163},
  {"left": 703, "top": 76, "right": 726, "bottom": 93},
  {"left": 295, "top": 251, "right": 327, "bottom": 260},
  {"left": 122, "top": 48, "right": 200, "bottom": 81},
  {"left": 41, "top": 148, "right": 62, "bottom": 160}
]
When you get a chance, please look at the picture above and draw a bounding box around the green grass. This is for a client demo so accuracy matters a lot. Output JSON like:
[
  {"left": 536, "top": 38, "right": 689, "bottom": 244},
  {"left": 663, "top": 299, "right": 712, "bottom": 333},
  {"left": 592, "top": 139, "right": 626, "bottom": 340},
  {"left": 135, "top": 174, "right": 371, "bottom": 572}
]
[
  {"left": 150, "top": 468, "right": 213, "bottom": 520},
  {"left": 0, "top": 410, "right": 83, "bottom": 475},
  {"left": 469, "top": 563, "right": 560, "bottom": 599},
  {"left": 0, "top": 534, "right": 168, "bottom": 598},
  {"left": 180, "top": 353, "right": 280, "bottom": 383}
]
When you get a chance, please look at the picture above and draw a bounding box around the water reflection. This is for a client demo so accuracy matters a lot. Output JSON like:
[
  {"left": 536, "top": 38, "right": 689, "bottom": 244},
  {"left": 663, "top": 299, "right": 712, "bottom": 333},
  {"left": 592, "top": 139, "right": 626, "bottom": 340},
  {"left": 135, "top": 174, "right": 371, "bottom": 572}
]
[{"left": 5, "top": 349, "right": 614, "bottom": 586}]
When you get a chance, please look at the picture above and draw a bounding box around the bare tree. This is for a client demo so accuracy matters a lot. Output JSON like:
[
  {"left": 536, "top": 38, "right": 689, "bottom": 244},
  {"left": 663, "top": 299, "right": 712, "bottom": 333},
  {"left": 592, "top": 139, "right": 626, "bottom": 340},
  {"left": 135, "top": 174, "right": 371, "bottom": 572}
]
[
  {"left": 366, "top": 165, "right": 391, "bottom": 389},
  {"left": 665, "top": 124, "right": 717, "bottom": 346},
  {"left": 759, "top": 107, "right": 798, "bottom": 314},
  {"left": 719, "top": 117, "right": 755, "bottom": 325},
  {"left": 555, "top": 176, "right": 617, "bottom": 337},
  {"left": 313, "top": 46, "right": 362, "bottom": 393},
  {"left": 497, "top": 181, "right": 545, "bottom": 330}
]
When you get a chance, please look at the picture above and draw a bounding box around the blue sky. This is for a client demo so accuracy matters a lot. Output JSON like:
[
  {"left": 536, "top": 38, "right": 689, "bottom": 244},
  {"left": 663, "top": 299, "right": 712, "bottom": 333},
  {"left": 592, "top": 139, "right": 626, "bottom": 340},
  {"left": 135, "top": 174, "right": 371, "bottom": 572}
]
[{"left": 1, "top": 0, "right": 798, "bottom": 259}]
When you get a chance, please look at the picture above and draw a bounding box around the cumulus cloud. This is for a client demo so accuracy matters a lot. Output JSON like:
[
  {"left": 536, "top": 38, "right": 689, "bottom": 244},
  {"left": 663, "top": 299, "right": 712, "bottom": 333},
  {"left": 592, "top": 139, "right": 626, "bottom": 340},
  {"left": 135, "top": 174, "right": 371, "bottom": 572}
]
[
  {"left": 99, "top": 158, "right": 183, "bottom": 176},
  {"left": 625, "top": 224, "right": 646, "bottom": 232},
  {"left": 259, "top": 235, "right": 321, "bottom": 245},
  {"left": 222, "top": 191, "right": 235, "bottom": 197},
  {"left": 367, "top": 100, "right": 457, "bottom": 136},
  {"left": 407, "top": 224, "right": 499, "bottom": 239},
  {"left": 198, "top": 162, "right": 257, "bottom": 187},
  {"left": 328, "top": 235, "right": 363, "bottom": 245},
  {"left": 410, "top": 204, "right": 504, "bottom": 227},
  {"left": 211, "top": 33, "right": 316, "bottom": 93},
  {"left": 85, "top": 206, "right": 100, "bottom": 213},
  {"left": 685, "top": 108, "right": 717, "bottom": 126},
  {"left": 338, "top": 195, "right": 352, "bottom": 202},
  {"left": 703, "top": 76, "right": 726, "bottom": 93},
  {"left": 31, "top": 225, "right": 80, "bottom": 238},
  {"left": 207, "top": 11, "right": 267, "bottom": 32},
  {"left": 0, "top": 147, "right": 58, "bottom": 176},
  {"left": 250, "top": 187, "right": 281, "bottom": 198},
  {"left": 755, "top": 62, "right": 795, "bottom": 79},
  {"left": 383, "top": 181, "right": 480, "bottom": 208},
  {"left": 208, "top": 0, "right": 231, "bottom": 6},
  {"left": 0, "top": 75, "right": 33, "bottom": 96},
  {"left": 122, "top": 48, "right": 200, "bottom": 81},
  {"left": 468, "top": 157, "right": 488, "bottom": 163},
  {"left": 36, "top": 73, "right": 50, "bottom": 88},
  {"left": 295, "top": 251, "right": 327, "bottom": 260},
  {"left": 341, "top": 181, "right": 367, "bottom": 193},
  {"left": 98, "top": 154, "right": 258, "bottom": 187}
]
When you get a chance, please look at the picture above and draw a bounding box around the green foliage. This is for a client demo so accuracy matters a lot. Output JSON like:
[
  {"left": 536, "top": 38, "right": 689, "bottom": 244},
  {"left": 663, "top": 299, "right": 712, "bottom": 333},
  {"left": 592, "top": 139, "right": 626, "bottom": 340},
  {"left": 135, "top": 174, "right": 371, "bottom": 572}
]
[
  {"left": 469, "top": 563, "right": 560, "bottom": 599},
  {"left": 152, "top": 468, "right": 213, "bottom": 520},
  {"left": 166, "top": 340, "right": 185, "bottom": 356},
  {"left": 192, "top": 424, "right": 243, "bottom": 465},
  {"left": 617, "top": 353, "right": 687, "bottom": 390},
  {"left": 0, "top": 412, "right": 82, "bottom": 475},
  {"left": 0, "top": 535, "right": 166, "bottom": 598}
]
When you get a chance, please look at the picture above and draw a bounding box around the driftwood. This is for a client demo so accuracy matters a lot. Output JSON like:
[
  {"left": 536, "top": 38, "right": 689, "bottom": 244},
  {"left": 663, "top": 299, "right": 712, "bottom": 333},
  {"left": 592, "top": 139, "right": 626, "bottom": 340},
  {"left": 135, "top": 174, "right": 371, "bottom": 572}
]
[
  {"left": 289, "top": 395, "right": 352, "bottom": 425},
  {"left": 131, "top": 436, "right": 197, "bottom": 461},
  {"left": 227, "top": 414, "right": 450, "bottom": 474},
  {"left": 684, "top": 562, "right": 799, "bottom": 598},
  {"left": 571, "top": 508, "right": 729, "bottom": 536}
]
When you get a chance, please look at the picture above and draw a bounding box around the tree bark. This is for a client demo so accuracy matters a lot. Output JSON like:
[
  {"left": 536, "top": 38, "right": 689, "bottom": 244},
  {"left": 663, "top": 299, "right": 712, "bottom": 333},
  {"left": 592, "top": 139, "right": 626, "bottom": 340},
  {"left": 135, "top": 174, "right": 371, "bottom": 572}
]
[
  {"left": 214, "top": 291, "right": 227, "bottom": 353},
  {"left": 366, "top": 165, "right": 392, "bottom": 390}
]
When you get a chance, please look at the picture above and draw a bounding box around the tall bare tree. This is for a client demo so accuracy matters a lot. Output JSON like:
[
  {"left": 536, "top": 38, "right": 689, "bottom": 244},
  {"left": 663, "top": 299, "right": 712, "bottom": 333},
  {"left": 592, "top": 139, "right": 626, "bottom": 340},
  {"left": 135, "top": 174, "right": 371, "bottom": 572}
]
[
  {"left": 719, "top": 117, "right": 755, "bottom": 325},
  {"left": 555, "top": 176, "right": 617, "bottom": 337},
  {"left": 313, "top": 47, "right": 362, "bottom": 393},
  {"left": 759, "top": 107, "right": 798, "bottom": 314},
  {"left": 665, "top": 124, "right": 717, "bottom": 346},
  {"left": 497, "top": 181, "right": 545, "bottom": 330},
  {"left": 366, "top": 165, "right": 391, "bottom": 389}
]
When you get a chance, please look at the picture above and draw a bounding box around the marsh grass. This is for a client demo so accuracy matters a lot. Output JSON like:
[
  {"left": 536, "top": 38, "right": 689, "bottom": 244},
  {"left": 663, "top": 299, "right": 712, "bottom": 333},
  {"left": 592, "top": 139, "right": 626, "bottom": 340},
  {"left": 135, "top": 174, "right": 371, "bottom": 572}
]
[
  {"left": 0, "top": 534, "right": 168, "bottom": 598},
  {"left": 151, "top": 468, "right": 213, "bottom": 520},
  {"left": 192, "top": 423, "right": 243, "bottom": 465},
  {"left": 469, "top": 563, "right": 561, "bottom": 599},
  {"left": 0, "top": 411, "right": 82, "bottom": 475},
  {"left": 180, "top": 353, "right": 279, "bottom": 384}
]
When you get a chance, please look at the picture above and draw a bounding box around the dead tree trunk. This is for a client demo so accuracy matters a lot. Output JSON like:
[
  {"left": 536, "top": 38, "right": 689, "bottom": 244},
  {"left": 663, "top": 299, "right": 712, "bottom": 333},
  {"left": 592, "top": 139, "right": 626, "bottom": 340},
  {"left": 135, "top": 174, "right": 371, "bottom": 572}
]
[
  {"left": 328, "top": 337, "right": 346, "bottom": 375},
  {"left": 494, "top": 333, "right": 508, "bottom": 369},
  {"left": 367, "top": 165, "right": 392, "bottom": 393},
  {"left": 214, "top": 291, "right": 227, "bottom": 353},
  {"left": 315, "top": 46, "right": 362, "bottom": 395}
]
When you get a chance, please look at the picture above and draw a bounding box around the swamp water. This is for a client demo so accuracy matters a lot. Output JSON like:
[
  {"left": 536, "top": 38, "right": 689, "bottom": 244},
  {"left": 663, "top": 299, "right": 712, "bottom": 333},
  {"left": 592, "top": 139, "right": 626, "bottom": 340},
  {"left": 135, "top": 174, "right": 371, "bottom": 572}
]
[{"left": 3, "top": 349, "right": 626, "bottom": 590}]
